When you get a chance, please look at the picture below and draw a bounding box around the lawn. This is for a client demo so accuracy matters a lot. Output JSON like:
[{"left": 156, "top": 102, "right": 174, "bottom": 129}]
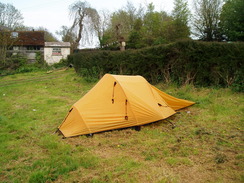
[{"left": 0, "top": 68, "right": 243, "bottom": 183}]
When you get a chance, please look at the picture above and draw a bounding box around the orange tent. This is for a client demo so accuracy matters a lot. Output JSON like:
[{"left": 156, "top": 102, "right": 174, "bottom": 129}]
[{"left": 58, "top": 74, "right": 194, "bottom": 137}]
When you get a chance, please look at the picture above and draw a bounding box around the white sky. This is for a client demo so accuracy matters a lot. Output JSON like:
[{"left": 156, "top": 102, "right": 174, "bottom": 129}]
[{"left": 2, "top": 0, "right": 193, "bottom": 47}]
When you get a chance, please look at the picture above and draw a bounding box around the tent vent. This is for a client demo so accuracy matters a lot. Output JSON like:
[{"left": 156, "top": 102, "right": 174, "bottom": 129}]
[
  {"left": 158, "top": 103, "right": 168, "bottom": 107},
  {"left": 69, "top": 108, "right": 73, "bottom": 112}
]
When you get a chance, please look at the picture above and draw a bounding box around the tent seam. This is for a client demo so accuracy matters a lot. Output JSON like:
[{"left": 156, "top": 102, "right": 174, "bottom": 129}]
[{"left": 78, "top": 110, "right": 92, "bottom": 134}]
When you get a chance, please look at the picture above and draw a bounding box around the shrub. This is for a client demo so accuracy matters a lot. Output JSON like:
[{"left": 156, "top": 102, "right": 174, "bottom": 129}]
[
  {"left": 5, "top": 54, "right": 27, "bottom": 70},
  {"left": 35, "top": 51, "right": 45, "bottom": 65},
  {"left": 51, "top": 59, "right": 70, "bottom": 69},
  {"left": 16, "top": 65, "right": 39, "bottom": 73},
  {"left": 71, "top": 40, "right": 244, "bottom": 91}
]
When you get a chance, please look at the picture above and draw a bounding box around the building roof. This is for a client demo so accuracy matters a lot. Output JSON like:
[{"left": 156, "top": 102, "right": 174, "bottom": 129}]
[
  {"left": 13, "top": 31, "right": 45, "bottom": 46},
  {"left": 0, "top": 25, "right": 11, "bottom": 31},
  {"left": 45, "top": 42, "right": 71, "bottom": 47}
]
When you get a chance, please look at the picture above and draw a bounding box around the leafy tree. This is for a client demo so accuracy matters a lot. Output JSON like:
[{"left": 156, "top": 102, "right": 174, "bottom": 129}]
[
  {"left": 101, "top": 1, "right": 144, "bottom": 49},
  {"left": 193, "top": 0, "right": 223, "bottom": 41},
  {"left": 172, "top": 0, "right": 191, "bottom": 40},
  {"left": 127, "top": 18, "right": 145, "bottom": 48},
  {"left": 56, "top": 26, "right": 77, "bottom": 51},
  {"left": 0, "top": 2, "right": 23, "bottom": 29},
  {"left": 143, "top": 3, "right": 161, "bottom": 42},
  {"left": 142, "top": 3, "right": 174, "bottom": 45},
  {"left": 110, "top": 10, "right": 132, "bottom": 40},
  {"left": 35, "top": 27, "right": 58, "bottom": 42},
  {"left": 0, "top": 32, "right": 10, "bottom": 66},
  {"left": 56, "top": 26, "right": 76, "bottom": 42},
  {"left": 220, "top": 0, "right": 244, "bottom": 41},
  {"left": 0, "top": 3, "right": 23, "bottom": 65},
  {"left": 110, "top": 2, "right": 182, "bottom": 48},
  {"left": 0, "top": 3, "right": 24, "bottom": 65}
]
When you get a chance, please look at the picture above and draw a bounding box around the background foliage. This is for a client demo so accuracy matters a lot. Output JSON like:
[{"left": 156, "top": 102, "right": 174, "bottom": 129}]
[{"left": 219, "top": 0, "right": 244, "bottom": 41}]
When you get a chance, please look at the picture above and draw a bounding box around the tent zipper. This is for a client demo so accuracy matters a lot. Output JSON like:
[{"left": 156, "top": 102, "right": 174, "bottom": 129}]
[
  {"left": 112, "top": 81, "right": 117, "bottom": 103},
  {"left": 125, "top": 99, "right": 128, "bottom": 120}
]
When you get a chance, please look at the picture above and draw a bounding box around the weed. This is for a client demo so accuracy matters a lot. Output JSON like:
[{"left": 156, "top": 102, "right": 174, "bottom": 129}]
[
  {"left": 142, "top": 149, "right": 159, "bottom": 161},
  {"left": 29, "top": 171, "right": 48, "bottom": 183},
  {"left": 165, "top": 157, "right": 192, "bottom": 166},
  {"left": 215, "top": 153, "right": 227, "bottom": 164},
  {"left": 91, "top": 178, "right": 106, "bottom": 183},
  {"left": 115, "top": 157, "right": 141, "bottom": 171}
]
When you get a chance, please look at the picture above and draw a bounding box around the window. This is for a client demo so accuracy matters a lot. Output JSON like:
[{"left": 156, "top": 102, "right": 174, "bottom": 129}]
[
  {"left": 27, "top": 46, "right": 41, "bottom": 50},
  {"left": 11, "top": 32, "right": 18, "bottom": 38},
  {"left": 52, "top": 48, "right": 61, "bottom": 55},
  {"left": 13, "top": 46, "right": 19, "bottom": 50}
]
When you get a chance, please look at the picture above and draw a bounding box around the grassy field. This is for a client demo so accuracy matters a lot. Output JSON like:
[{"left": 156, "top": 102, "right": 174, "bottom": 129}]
[{"left": 0, "top": 68, "right": 243, "bottom": 183}]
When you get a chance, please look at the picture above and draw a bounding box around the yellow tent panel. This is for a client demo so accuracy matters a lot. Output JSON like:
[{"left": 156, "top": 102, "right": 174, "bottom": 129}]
[{"left": 58, "top": 74, "right": 195, "bottom": 137}]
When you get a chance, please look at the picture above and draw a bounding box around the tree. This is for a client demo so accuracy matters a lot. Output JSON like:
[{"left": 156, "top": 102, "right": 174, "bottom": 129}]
[
  {"left": 101, "top": 1, "right": 145, "bottom": 49},
  {"left": 172, "top": 0, "right": 191, "bottom": 40},
  {"left": 0, "top": 32, "right": 10, "bottom": 66},
  {"left": 142, "top": 3, "right": 163, "bottom": 45},
  {"left": 110, "top": 10, "right": 133, "bottom": 40},
  {"left": 35, "top": 27, "right": 58, "bottom": 42},
  {"left": 56, "top": 26, "right": 75, "bottom": 42},
  {"left": 56, "top": 26, "right": 76, "bottom": 51},
  {"left": 0, "top": 2, "right": 23, "bottom": 29},
  {"left": 92, "top": 10, "right": 110, "bottom": 48},
  {"left": 220, "top": 0, "right": 244, "bottom": 41},
  {"left": 0, "top": 2, "right": 23, "bottom": 66},
  {"left": 193, "top": 0, "right": 223, "bottom": 41},
  {"left": 69, "top": 1, "right": 99, "bottom": 49},
  {"left": 142, "top": 3, "right": 174, "bottom": 45},
  {"left": 127, "top": 18, "right": 145, "bottom": 48},
  {"left": 0, "top": 3, "right": 23, "bottom": 65}
]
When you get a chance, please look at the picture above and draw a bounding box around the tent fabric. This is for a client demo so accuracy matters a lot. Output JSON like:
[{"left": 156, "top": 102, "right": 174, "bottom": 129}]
[{"left": 58, "top": 74, "right": 195, "bottom": 137}]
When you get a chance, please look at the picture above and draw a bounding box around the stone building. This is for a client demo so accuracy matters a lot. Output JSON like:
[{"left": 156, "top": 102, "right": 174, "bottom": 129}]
[{"left": 44, "top": 42, "right": 71, "bottom": 64}]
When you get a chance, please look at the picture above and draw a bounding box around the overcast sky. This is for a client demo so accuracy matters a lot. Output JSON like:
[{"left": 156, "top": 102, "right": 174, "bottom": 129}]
[{"left": 2, "top": 0, "right": 193, "bottom": 47}]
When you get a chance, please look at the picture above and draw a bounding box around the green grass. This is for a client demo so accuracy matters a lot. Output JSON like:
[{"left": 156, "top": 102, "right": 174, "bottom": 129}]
[{"left": 0, "top": 69, "right": 243, "bottom": 183}]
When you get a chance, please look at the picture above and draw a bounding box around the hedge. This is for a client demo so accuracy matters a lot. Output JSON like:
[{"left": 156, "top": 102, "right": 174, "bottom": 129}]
[{"left": 69, "top": 40, "right": 244, "bottom": 91}]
